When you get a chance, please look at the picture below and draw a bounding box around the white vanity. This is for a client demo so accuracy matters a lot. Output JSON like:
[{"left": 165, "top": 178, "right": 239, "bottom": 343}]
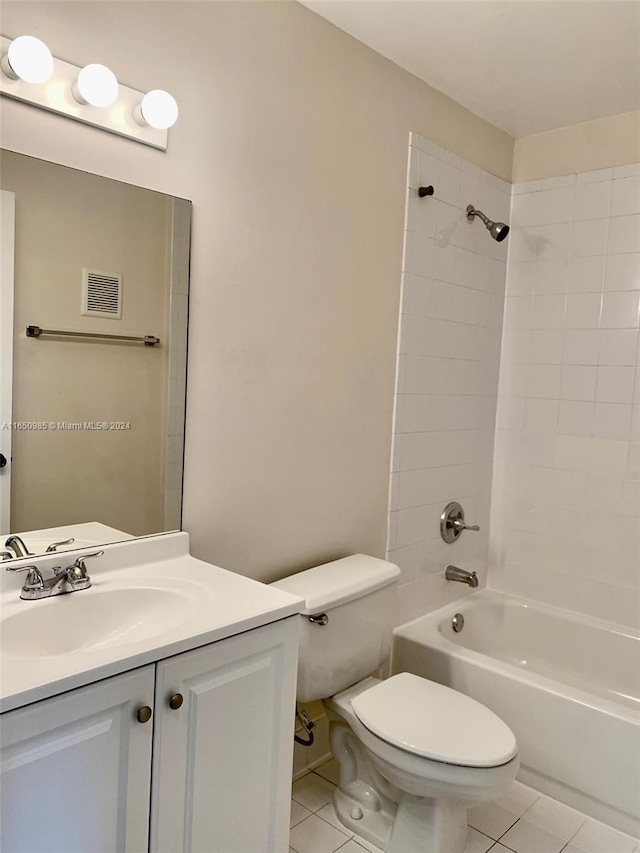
[{"left": 0, "top": 532, "right": 303, "bottom": 852}]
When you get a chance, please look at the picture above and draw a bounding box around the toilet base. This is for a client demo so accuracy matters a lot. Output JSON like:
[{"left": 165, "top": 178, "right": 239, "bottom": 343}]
[
  {"left": 334, "top": 786, "right": 469, "bottom": 853},
  {"left": 329, "top": 719, "right": 472, "bottom": 853}
]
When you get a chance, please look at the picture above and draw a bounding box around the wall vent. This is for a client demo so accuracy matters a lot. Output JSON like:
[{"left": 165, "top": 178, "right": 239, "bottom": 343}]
[{"left": 81, "top": 269, "right": 122, "bottom": 319}]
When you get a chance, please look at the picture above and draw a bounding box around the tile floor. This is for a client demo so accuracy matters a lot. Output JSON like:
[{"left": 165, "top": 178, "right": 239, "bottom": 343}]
[{"left": 290, "top": 760, "right": 639, "bottom": 853}]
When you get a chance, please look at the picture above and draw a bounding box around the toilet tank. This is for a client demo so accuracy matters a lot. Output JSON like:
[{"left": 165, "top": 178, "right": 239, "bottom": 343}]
[{"left": 271, "top": 555, "right": 400, "bottom": 702}]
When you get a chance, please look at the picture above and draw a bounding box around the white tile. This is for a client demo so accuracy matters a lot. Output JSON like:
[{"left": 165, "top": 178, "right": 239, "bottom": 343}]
[
  {"left": 613, "top": 163, "right": 640, "bottom": 179},
  {"left": 542, "top": 174, "right": 576, "bottom": 190},
  {"left": 537, "top": 223, "right": 571, "bottom": 261},
  {"left": 508, "top": 262, "right": 537, "bottom": 296},
  {"left": 599, "top": 329, "right": 638, "bottom": 365},
  {"left": 561, "top": 366, "right": 597, "bottom": 401},
  {"left": 534, "top": 259, "right": 569, "bottom": 295},
  {"left": 567, "top": 255, "right": 605, "bottom": 293},
  {"left": 467, "top": 782, "right": 538, "bottom": 840},
  {"left": 558, "top": 401, "right": 593, "bottom": 436},
  {"left": 509, "top": 226, "right": 539, "bottom": 263},
  {"left": 570, "top": 818, "right": 638, "bottom": 853},
  {"left": 316, "top": 804, "right": 353, "bottom": 836},
  {"left": 528, "top": 364, "right": 561, "bottom": 399},
  {"left": 333, "top": 841, "right": 372, "bottom": 853},
  {"left": 565, "top": 293, "right": 602, "bottom": 329},
  {"left": 592, "top": 403, "right": 632, "bottom": 440},
  {"left": 611, "top": 176, "right": 640, "bottom": 217},
  {"left": 439, "top": 162, "right": 461, "bottom": 206},
  {"left": 521, "top": 795, "right": 586, "bottom": 841},
  {"left": 573, "top": 181, "right": 612, "bottom": 221},
  {"left": 530, "top": 330, "right": 564, "bottom": 364},
  {"left": 596, "top": 366, "right": 635, "bottom": 404},
  {"left": 291, "top": 800, "right": 314, "bottom": 828},
  {"left": 605, "top": 253, "right": 640, "bottom": 291},
  {"left": 500, "top": 817, "right": 566, "bottom": 853},
  {"left": 600, "top": 291, "right": 640, "bottom": 329},
  {"left": 292, "top": 774, "right": 337, "bottom": 812},
  {"left": 532, "top": 294, "right": 566, "bottom": 329},
  {"left": 465, "top": 827, "right": 494, "bottom": 853},
  {"left": 608, "top": 215, "right": 640, "bottom": 254},
  {"left": 572, "top": 219, "right": 609, "bottom": 257},
  {"left": 563, "top": 330, "right": 600, "bottom": 365},
  {"left": 350, "top": 835, "right": 385, "bottom": 853},
  {"left": 511, "top": 193, "right": 540, "bottom": 228},
  {"left": 289, "top": 814, "right": 350, "bottom": 853},
  {"left": 513, "top": 179, "right": 542, "bottom": 194},
  {"left": 538, "top": 187, "right": 574, "bottom": 225}
]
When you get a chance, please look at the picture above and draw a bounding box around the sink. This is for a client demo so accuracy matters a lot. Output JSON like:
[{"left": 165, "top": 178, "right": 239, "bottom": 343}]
[{"left": 1, "top": 587, "right": 194, "bottom": 658}]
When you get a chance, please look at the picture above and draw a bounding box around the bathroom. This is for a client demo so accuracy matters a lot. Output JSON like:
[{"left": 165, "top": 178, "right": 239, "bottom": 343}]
[{"left": 0, "top": 1, "right": 638, "bottom": 852}]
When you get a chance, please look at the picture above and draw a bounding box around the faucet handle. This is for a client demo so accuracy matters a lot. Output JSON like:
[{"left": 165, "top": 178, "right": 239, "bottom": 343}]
[
  {"left": 452, "top": 518, "right": 480, "bottom": 533},
  {"left": 67, "top": 550, "right": 104, "bottom": 579},
  {"left": 5, "top": 564, "right": 45, "bottom": 590},
  {"left": 0, "top": 550, "right": 15, "bottom": 561},
  {"left": 46, "top": 537, "right": 75, "bottom": 553}
]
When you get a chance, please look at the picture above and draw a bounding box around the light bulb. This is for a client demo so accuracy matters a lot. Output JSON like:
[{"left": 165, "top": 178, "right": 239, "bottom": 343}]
[
  {"left": 73, "top": 64, "right": 119, "bottom": 107},
  {"left": 2, "top": 35, "right": 53, "bottom": 83},
  {"left": 135, "top": 89, "right": 178, "bottom": 130}
]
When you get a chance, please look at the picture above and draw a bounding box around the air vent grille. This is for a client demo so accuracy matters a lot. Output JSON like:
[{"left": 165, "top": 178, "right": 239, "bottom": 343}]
[{"left": 81, "top": 269, "right": 122, "bottom": 319}]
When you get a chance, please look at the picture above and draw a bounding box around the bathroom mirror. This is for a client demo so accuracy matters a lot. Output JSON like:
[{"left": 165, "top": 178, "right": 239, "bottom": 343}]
[{"left": 0, "top": 149, "right": 190, "bottom": 558}]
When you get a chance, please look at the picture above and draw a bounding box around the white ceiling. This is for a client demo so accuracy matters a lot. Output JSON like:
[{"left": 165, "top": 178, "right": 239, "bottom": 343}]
[{"left": 299, "top": 0, "right": 640, "bottom": 137}]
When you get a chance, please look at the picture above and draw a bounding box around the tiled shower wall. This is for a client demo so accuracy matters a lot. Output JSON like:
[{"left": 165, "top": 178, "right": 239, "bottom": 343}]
[
  {"left": 387, "top": 133, "right": 510, "bottom": 625},
  {"left": 490, "top": 164, "right": 640, "bottom": 627}
]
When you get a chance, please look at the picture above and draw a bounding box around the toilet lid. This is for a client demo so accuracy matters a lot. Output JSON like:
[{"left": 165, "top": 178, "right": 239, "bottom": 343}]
[{"left": 351, "top": 673, "right": 517, "bottom": 768}]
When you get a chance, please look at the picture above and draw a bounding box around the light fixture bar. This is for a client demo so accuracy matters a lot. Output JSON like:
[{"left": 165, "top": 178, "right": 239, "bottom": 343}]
[{"left": 0, "top": 36, "right": 169, "bottom": 150}]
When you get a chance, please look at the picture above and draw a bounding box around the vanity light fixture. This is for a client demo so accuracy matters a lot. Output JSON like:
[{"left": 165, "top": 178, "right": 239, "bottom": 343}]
[{"left": 0, "top": 34, "right": 178, "bottom": 149}]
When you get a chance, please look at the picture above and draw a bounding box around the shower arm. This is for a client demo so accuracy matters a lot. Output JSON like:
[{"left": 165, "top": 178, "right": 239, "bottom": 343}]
[{"left": 466, "top": 205, "right": 490, "bottom": 226}]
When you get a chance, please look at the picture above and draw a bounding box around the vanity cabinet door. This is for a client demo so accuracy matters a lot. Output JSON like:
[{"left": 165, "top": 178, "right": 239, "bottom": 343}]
[
  {"left": 0, "top": 666, "right": 155, "bottom": 853},
  {"left": 150, "top": 617, "right": 299, "bottom": 853}
]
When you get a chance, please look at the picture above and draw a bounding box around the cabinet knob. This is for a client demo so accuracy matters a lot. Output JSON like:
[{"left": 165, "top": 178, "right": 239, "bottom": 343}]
[
  {"left": 169, "top": 693, "right": 184, "bottom": 710},
  {"left": 136, "top": 705, "right": 153, "bottom": 724}
]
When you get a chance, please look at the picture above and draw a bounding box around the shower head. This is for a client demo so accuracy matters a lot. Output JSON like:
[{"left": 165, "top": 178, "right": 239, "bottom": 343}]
[{"left": 466, "top": 205, "right": 510, "bottom": 242}]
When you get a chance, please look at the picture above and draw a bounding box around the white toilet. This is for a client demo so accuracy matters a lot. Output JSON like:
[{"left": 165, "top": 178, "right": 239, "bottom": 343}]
[{"left": 273, "top": 554, "right": 518, "bottom": 853}]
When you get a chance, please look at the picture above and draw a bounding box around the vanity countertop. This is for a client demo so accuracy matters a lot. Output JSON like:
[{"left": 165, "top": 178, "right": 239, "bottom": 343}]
[{"left": 0, "top": 532, "right": 303, "bottom": 713}]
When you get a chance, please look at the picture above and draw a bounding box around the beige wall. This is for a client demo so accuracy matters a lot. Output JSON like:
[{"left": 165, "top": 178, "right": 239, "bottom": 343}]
[
  {"left": 1, "top": 151, "right": 171, "bottom": 535},
  {"left": 0, "top": 1, "right": 513, "bottom": 582},
  {"left": 513, "top": 110, "right": 640, "bottom": 182}
]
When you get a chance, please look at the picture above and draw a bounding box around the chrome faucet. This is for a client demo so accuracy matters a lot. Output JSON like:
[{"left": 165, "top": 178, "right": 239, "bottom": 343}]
[
  {"left": 445, "top": 564, "right": 479, "bottom": 588},
  {"left": 5, "top": 535, "right": 33, "bottom": 558},
  {"left": 5, "top": 550, "right": 104, "bottom": 600}
]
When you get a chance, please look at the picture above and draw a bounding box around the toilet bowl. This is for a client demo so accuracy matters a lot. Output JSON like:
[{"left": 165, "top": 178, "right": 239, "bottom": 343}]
[
  {"left": 325, "top": 674, "right": 518, "bottom": 852},
  {"left": 271, "top": 555, "right": 519, "bottom": 853}
]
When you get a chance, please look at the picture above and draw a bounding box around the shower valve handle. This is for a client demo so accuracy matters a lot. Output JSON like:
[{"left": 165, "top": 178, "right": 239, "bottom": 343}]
[{"left": 452, "top": 518, "right": 480, "bottom": 533}]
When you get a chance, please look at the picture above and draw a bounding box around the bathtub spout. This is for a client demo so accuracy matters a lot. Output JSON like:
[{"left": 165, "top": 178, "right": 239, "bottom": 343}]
[{"left": 445, "top": 565, "right": 478, "bottom": 588}]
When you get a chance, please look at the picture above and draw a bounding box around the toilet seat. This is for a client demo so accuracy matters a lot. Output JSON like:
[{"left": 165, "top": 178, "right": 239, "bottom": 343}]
[{"left": 351, "top": 673, "right": 517, "bottom": 768}]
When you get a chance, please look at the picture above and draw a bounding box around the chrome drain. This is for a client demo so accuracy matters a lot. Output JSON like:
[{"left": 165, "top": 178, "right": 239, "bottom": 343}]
[{"left": 452, "top": 613, "right": 464, "bottom": 633}]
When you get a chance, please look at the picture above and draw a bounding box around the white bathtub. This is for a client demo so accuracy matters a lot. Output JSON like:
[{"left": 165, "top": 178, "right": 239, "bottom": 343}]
[{"left": 391, "top": 590, "right": 640, "bottom": 838}]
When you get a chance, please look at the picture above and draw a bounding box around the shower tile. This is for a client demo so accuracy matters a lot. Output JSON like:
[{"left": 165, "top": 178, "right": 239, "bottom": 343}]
[
  {"left": 573, "top": 181, "right": 612, "bottom": 221},
  {"left": 604, "top": 253, "right": 640, "bottom": 291},
  {"left": 577, "top": 167, "right": 613, "bottom": 184},
  {"left": 608, "top": 215, "right": 640, "bottom": 254},
  {"left": 611, "top": 176, "right": 640, "bottom": 217}
]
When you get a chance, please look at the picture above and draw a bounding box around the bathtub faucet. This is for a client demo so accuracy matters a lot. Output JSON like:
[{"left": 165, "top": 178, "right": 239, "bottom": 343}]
[{"left": 445, "top": 565, "right": 478, "bottom": 588}]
